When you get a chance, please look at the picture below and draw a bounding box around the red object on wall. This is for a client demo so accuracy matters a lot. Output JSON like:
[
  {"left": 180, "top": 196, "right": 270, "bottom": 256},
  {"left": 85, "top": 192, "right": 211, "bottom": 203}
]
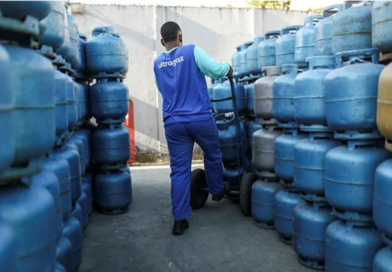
[{"left": 124, "top": 99, "right": 136, "bottom": 163}]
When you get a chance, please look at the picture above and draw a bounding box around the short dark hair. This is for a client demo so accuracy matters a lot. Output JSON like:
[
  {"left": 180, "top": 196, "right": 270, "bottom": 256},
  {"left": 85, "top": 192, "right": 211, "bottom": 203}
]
[{"left": 160, "top": 21, "right": 181, "bottom": 43}]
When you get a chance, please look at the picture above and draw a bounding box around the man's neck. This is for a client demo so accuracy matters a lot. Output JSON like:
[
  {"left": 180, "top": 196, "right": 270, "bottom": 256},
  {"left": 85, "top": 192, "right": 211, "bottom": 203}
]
[{"left": 165, "top": 42, "right": 181, "bottom": 52}]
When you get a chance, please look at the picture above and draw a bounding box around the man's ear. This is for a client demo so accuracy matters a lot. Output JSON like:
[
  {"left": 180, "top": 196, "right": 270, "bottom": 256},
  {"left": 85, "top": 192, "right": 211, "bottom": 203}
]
[
  {"left": 161, "top": 38, "right": 165, "bottom": 47},
  {"left": 179, "top": 34, "right": 183, "bottom": 45}
]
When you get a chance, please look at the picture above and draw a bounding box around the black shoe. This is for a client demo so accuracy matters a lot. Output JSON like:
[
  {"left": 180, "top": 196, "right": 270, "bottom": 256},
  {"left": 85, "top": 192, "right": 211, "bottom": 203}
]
[
  {"left": 212, "top": 191, "right": 225, "bottom": 202},
  {"left": 172, "top": 219, "right": 189, "bottom": 236}
]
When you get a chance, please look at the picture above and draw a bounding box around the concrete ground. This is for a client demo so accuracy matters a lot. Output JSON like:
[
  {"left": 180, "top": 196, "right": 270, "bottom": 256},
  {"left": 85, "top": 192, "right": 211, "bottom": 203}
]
[{"left": 80, "top": 166, "right": 312, "bottom": 272}]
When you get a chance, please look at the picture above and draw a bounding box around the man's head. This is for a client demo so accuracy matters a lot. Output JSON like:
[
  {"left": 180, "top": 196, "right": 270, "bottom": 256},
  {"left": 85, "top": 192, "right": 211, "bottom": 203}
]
[{"left": 160, "top": 21, "right": 182, "bottom": 50}]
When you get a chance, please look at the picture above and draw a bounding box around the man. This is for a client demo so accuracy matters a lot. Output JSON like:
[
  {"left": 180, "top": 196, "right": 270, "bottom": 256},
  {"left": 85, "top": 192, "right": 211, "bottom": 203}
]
[{"left": 154, "top": 21, "right": 233, "bottom": 235}]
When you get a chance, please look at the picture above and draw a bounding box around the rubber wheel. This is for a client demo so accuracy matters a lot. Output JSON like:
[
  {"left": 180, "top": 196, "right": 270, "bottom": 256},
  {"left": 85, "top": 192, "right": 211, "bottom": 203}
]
[
  {"left": 239, "top": 172, "right": 257, "bottom": 216},
  {"left": 190, "top": 169, "right": 209, "bottom": 209}
]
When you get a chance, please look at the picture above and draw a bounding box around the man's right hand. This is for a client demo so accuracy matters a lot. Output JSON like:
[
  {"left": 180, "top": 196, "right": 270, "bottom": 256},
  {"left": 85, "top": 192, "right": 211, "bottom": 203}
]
[{"left": 227, "top": 65, "right": 233, "bottom": 79}]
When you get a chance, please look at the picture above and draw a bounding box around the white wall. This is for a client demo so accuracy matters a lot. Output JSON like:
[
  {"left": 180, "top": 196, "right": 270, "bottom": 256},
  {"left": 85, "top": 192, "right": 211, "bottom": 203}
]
[{"left": 72, "top": 5, "right": 312, "bottom": 158}]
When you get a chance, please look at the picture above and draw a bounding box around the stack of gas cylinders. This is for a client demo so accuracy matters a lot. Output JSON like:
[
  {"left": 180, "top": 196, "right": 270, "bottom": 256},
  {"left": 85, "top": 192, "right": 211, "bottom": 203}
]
[
  {"left": 227, "top": 1, "right": 392, "bottom": 271},
  {"left": 87, "top": 26, "right": 133, "bottom": 216},
  {"left": 0, "top": 2, "right": 132, "bottom": 272}
]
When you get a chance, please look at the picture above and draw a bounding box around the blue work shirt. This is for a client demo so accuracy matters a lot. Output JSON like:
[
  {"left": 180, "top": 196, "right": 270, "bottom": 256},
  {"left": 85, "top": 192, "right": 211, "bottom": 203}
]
[{"left": 154, "top": 44, "right": 230, "bottom": 126}]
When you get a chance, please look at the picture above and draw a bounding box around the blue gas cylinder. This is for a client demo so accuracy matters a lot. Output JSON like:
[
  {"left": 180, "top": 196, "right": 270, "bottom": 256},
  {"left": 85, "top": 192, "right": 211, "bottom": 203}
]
[
  {"left": 39, "top": 1, "right": 65, "bottom": 52},
  {"left": 54, "top": 70, "right": 68, "bottom": 137},
  {"left": 65, "top": 76, "right": 78, "bottom": 129},
  {"left": 27, "top": 170, "right": 63, "bottom": 240},
  {"left": 213, "top": 80, "right": 246, "bottom": 113},
  {"left": 5, "top": 45, "right": 55, "bottom": 165},
  {"left": 223, "top": 165, "right": 244, "bottom": 191},
  {"left": 373, "top": 159, "right": 392, "bottom": 243},
  {"left": 295, "top": 15, "right": 323, "bottom": 64},
  {"left": 57, "top": 5, "right": 70, "bottom": 59},
  {"left": 276, "top": 25, "right": 303, "bottom": 67},
  {"left": 274, "top": 188, "right": 305, "bottom": 245},
  {"left": 252, "top": 179, "right": 283, "bottom": 229},
  {"left": 315, "top": 5, "right": 342, "bottom": 56},
  {"left": 373, "top": 247, "right": 392, "bottom": 272},
  {"left": 293, "top": 202, "right": 337, "bottom": 270},
  {"left": 84, "top": 172, "right": 94, "bottom": 201},
  {"left": 89, "top": 79, "right": 129, "bottom": 124},
  {"left": 55, "top": 144, "right": 82, "bottom": 204},
  {"left": 238, "top": 41, "right": 253, "bottom": 78},
  {"left": 332, "top": 3, "right": 372, "bottom": 54},
  {"left": 65, "top": 12, "right": 80, "bottom": 68},
  {"left": 0, "top": 44, "right": 14, "bottom": 175},
  {"left": 208, "top": 78, "right": 220, "bottom": 110},
  {"left": 82, "top": 181, "right": 93, "bottom": 216},
  {"left": 86, "top": 27, "right": 128, "bottom": 77},
  {"left": 325, "top": 141, "right": 392, "bottom": 222},
  {"left": 75, "top": 128, "right": 92, "bottom": 167},
  {"left": 43, "top": 154, "right": 72, "bottom": 222},
  {"left": 92, "top": 26, "right": 117, "bottom": 37},
  {"left": 92, "top": 124, "right": 130, "bottom": 167},
  {"left": 56, "top": 236, "right": 74, "bottom": 272},
  {"left": 94, "top": 169, "right": 132, "bottom": 215},
  {"left": 245, "top": 81, "right": 255, "bottom": 115},
  {"left": 247, "top": 36, "right": 265, "bottom": 76},
  {"left": 73, "top": 82, "right": 81, "bottom": 122},
  {"left": 325, "top": 48, "right": 384, "bottom": 140},
  {"left": 71, "top": 203, "right": 83, "bottom": 231},
  {"left": 0, "top": 220, "right": 17, "bottom": 272},
  {"left": 77, "top": 192, "right": 89, "bottom": 230},
  {"left": 258, "top": 30, "right": 281, "bottom": 69},
  {"left": 244, "top": 118, "right": 262, "bottom": 149},
  {"left": 273, "top": 64, "right": 299, "bottom": 127},
  {"left": 76, "top": 83, "right": 87, "bottom": 122},
  {"left": 0, "top": 184, "right": 57, "bottom": 272},
  {"left": 294, "top": 133, "right": 340, "bottom": 202},
  {"left": 69, "top": 137, "right": 85, "bottom": 175},
  {"left": 275, "top": 130, "right": 307, "bottom": 184},
  {"left": 62, "top": 216, "right": 82, "bottom": 272},
  {"left": 232, "top": 45, "right": 241, "bottom": 79},
  {"left": 372, "top": 2, "right": 392, "bottom": 54},
  {"left": 325, "top": 220, "right": 383, "bottom": 272},
  {"left": 294, "top": 56, "right": 334, "bottom": 131},
  {"left": 75, "top": 34, "right": 86, "bottom": 76},
  {"left": 216, "top": 113, "right": 247, "bottom": 164}
]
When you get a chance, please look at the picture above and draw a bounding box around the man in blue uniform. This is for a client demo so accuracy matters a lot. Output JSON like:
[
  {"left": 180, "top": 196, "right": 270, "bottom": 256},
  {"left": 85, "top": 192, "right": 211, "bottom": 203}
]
[{"left": 154, "top": 21, "right": 233, "bottom": 235}]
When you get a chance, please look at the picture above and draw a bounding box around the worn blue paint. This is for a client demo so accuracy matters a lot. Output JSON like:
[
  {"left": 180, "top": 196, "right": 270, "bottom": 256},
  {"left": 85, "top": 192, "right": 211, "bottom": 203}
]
[
  {"left": 258, "top": 30, "right": 281, "bottom": 69},
  {"left": 276, "top": 25, "right": 303, "bottom": 66},
  {"left": 247, "top": 37, "right": 265, "bottom": 76},
  {"left": 372, "top": 1, "right": 392, "bottom": 54},
  {"left": 295, "top": 15, "right": 323, "bottom": 63},
  {"left": 39, "top": 2, "right": 65, "bottom": 51}
]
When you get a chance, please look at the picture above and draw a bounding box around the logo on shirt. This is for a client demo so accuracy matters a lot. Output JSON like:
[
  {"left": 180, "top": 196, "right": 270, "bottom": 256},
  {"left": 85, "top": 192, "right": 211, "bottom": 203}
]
[{"left": 158, "top": 56, "right": 184, "bottom": 69}]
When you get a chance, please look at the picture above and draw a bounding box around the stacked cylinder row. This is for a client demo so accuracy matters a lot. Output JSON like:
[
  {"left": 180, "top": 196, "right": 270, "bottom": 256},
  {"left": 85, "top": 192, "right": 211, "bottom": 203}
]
[{"left": 0, "top": 1, "right": 132, "bottom": 272}]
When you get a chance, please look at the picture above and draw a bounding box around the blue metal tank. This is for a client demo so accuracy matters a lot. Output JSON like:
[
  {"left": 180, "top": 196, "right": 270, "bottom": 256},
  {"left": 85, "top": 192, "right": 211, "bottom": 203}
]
[
  {"left": 276, "top": 25, "right": 303, "bottom": 67},
  {"left": 77, "top": 192, "right": 89, "bottom": 230},
  {"left": 82, "top": 181, "right": 93, "bottom": 216},
  {"left": 86, "top": 27, "right": 127, "bottom": 77},
  {"left": 373, "top": 159, "right": 392, "bottom": 244},
  {"left": 208, "top": 78, "right": 220, "bottom": 110},
  {"left": 274, "top": 188, "right": 305, "bottom": 245},
  {"left": 315, "top": 5, "right": 342, "bottom": 56},
  {"left": 245, "top": 81, "right": 255, "bottom": 115},
  {"left": 54, "top": 70, "right": 68, "bottom": 137},
  {"left": 92, "top": 26, "right": 117, "bottom": 37},
  {"left": 0, "top": 44, "right": 14, "bottom": 175},
  {"left": 27, "top": 170, "right": 63, "bottom": 240},
  {"left": 332, "top": 3, "right": 372, "bottom": 55},
  {"left": 216, "top": 113, "right": 247, "bottom": 164},
  {"left": 75, "top": 82, "right": 87, "bottom": 123},
  {"left": 55, "top": 144, "right": 82, "bottom": 204},
  {"left": 0, "top": 220, "right": 17, "bottom": 272},
  {"left": 274, "top": 129, "right": 307, "bottom": 185},
  {"left": 273, "top": 64, "right": 299, "bottom": 128},
  {"left": 238, "top": 41, "right": 253, "bottom": 79},
  {"left": 65, "top": 12, "right": 80, "bottom": 68},
  {"left": 325, "top": 141, "right": 392, "bottom": 222},
  {"left": 244, "top": 118, "right": 262, "bottom": 150},
  {"left": 84, "top": 172, "right": 94, "bottom": 205},
  {"left": 75, "top": 128, "right": 91, "bottom": 167},
  {"left": 62, "top": 216, "right": 83, "bottom": 272},
  {"left": 90, "top": 79, "right": 129, "bottom": 124},
  {"left": 213, "top": 80, "right": 246, "bottom": 113},
  {"left": 247, "top": 36, "right": 265, "bottom": 77},
  {"left": 0, "top": 184, "right": 57, "bottom": 272},
  {"left": 0, "top": 1, "right": 51, "bottom": 21},
  {"left": 252, "top": 179, "right": 283, "bottom": 229},
  {"left": 43, "top": 154, "right": 72, "bottom": 222},
  {"left": 294, "top": 133, "right": 340, "bottom": 202},
  {"left": 65, "top": 75, "right": 78, "bottom": 130},
  {"left": 69, "top": 137, "right": 85, "bottom": 175},
  {"left": 75, "top": 34, "right": 86, "bottom": 76},
  {"left": 372, "top": 1, "right": 392, "bottom": 54},
  {"left": 39, "top": 1, "right": 65, "bottom": 53},
  {"left": 258, "top": 30, "right": 281, "bottom": 69},
  {"left": 295, "top": 15, "right": 323, "bottom": 63},
  {"left": 57, "top": 6, "right": 70, "bottom": 60},
  {"left": 325, "top": 48, "right": 384, "bottom": 140},
  {"left": 373, "top": 247, "right": 392, "bottom": 272},
  {"left": 232, "top": 45, "right": 241, "bottom": 79},
  {"left": 71, "top": 203, "right": 83, "bottom": 232},
  {"left": 294, "top": 56, "right": 334, "bottom": 131},
  {"left": 325, "top": 220, "right": 383, "bottom": 272},
  {"left": 223, "top": 165, "right": 244, "bottom": 191},
  {"left": 5, "top": 45, "right": 55, "bottom": 165},
  {"left": 293, "top": 202, "right": 337, "bottom": 269},
  {"left": 94, "top": 169, "right": 133, "bottom": 214},
  {"left": 92, "top": 124, "right": 130, "bottom": 167},
  {"left": 56, "top": 236, "right": 74, "bottom": 272},
  {"left": 254, "top": 66, "right": 282, "bottom": 124}
]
